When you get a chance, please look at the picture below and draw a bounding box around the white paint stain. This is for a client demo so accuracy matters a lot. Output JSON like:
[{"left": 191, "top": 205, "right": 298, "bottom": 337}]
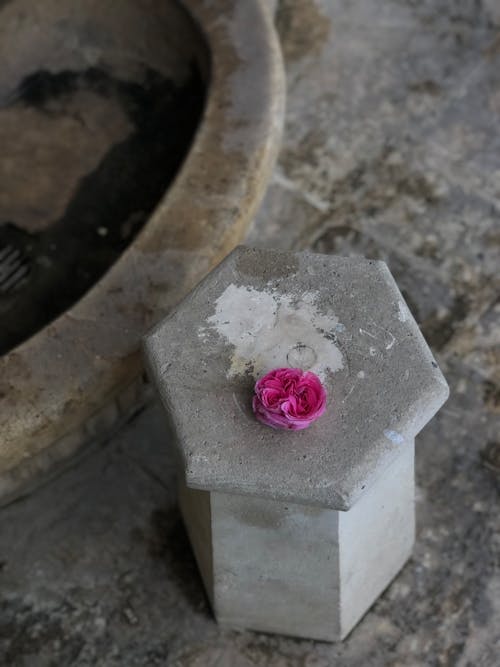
[
  {"left": 383, "top": 429, "right": 405, "bottom": 445},
  {"left": 357, "top": 371, "right": 366, "bottom": 379},
  {"left": 359, "top": 328, "right": 377, "bottom": 339},
  {"left": 398, "top": 301, "right": 409, "bottom": 322},
  {"left": 199, "top": 284, "right": 344, "bottom": 380},
  {"left": 360, "top": 322, "right": 396, "bottom": 351},
  {"left": 385, "top": 332, "right": 396, "bottom": 350},
  {"left": 342, "top": 383, "right": 357, "bottom": 403}
]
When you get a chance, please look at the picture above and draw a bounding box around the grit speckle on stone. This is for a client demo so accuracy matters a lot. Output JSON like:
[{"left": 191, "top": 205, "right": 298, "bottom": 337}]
[{"left": 1, "top": 1, "right": 499, "bottom": 665}]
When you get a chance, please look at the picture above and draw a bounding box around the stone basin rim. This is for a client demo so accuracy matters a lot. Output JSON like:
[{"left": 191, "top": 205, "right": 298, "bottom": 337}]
[{"left": 0, "top": 0, "right": 285, "bottom": 504}]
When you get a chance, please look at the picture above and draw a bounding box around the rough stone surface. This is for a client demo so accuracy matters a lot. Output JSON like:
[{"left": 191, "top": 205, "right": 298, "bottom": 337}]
[
  {"left": 0, "top": 0, "right": 285, "bottom": 500},
  {"left": 144, "top": 246, "right": 448, "bottom": 510},
  {"left": 1, "top": 0, "right": 500, "bottom": 665}
]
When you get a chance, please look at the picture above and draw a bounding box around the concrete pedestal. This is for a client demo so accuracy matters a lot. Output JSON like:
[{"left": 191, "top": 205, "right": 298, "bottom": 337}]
[
  {"left": 180, "top": 442, "right": 414, "bottom": 641},
  {"left": 143, "top": 246, "right": 448, "bottom": 641}
]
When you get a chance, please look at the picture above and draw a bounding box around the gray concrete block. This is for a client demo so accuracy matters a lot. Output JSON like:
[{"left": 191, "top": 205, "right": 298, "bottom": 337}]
[
  {"left": 337, "top": 440, "right": 415, "bottom": 638},
  {"left": 143, "top": 245, "right": 448, "bottom": 640},
  {"left": 212, "top": 490, "right": 339, "bottom": 640},
  {"left": 179, "top": 441, "right": 414, "bottom": 641}
]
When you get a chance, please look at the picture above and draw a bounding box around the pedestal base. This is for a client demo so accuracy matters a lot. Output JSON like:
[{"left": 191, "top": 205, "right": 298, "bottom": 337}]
[{"left": 179, "top": 442, "right": 414, "bottom": 642}]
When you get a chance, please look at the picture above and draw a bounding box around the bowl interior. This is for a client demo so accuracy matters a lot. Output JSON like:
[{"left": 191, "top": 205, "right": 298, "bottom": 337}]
[{"left": 0, "top": 0, "right": 208, "bottom": 354}]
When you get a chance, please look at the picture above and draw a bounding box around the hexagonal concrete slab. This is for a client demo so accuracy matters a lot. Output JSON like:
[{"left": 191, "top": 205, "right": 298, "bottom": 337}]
[{"left": 143, "top": 245, "right": 449, "bottom": 511}]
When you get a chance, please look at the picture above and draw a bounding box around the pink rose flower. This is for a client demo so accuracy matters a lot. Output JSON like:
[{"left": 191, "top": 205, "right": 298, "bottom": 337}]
[{"left": 252, "top": 368, "right": 327, "bottom": 431}]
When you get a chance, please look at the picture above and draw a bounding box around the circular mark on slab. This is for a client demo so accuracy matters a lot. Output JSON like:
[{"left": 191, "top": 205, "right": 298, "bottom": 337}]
[{"left": 287, "top": 343, "right": 317, "bottom": 369}]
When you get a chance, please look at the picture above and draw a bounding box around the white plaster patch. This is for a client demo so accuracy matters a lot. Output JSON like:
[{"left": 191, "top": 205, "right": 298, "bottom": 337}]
[{"left": 199, "top": 284, "right": 344, "bottom": 380}]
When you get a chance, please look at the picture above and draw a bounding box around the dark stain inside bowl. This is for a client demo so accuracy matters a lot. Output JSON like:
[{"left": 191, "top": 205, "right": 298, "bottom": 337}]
[{"left": 0, "top": 65, "right": 204, "bottom": 354}]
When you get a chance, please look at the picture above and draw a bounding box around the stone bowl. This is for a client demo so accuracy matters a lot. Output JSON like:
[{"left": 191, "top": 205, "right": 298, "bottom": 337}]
[{"left": 0, "top": 0, "right": 284, "bottom": 503}]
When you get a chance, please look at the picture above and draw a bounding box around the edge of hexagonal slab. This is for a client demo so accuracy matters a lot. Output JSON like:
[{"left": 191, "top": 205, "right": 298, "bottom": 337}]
[{"left": 143, "top": 246, "right": 450, "bottom": 511}]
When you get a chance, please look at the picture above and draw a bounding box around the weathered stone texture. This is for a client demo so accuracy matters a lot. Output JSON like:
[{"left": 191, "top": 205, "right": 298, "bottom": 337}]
[{"left": 1, "top": 1, "right": 499, "bottom": 665}]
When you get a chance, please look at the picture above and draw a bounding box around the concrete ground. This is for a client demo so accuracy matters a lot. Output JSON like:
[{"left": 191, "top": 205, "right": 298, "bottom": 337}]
[{"left": 1, "top": 1, "right": 500, "bottom": 665}]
